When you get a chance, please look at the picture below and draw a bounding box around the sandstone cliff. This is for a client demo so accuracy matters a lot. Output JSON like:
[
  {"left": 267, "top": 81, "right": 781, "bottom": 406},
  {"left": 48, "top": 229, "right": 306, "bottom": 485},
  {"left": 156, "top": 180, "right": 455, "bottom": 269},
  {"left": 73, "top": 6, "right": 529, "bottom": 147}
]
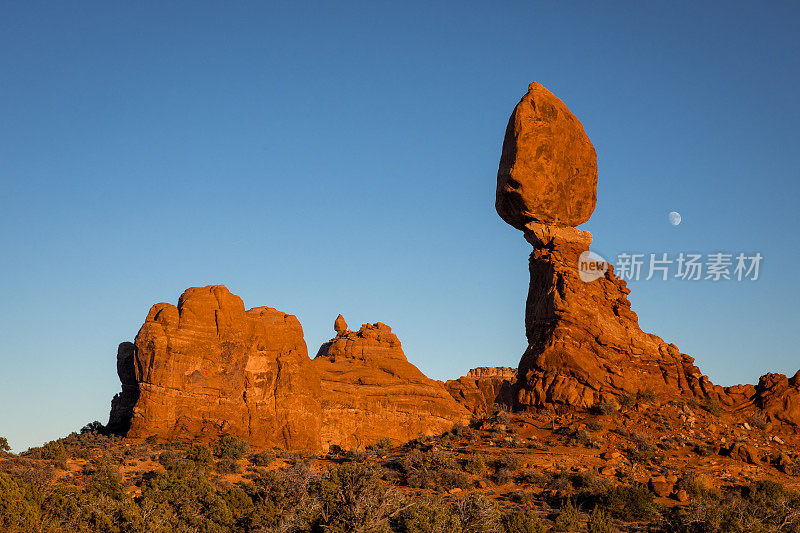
[
  {"left": 445, "top": 367, "right": 516, "bottom": 415},
  {"left": 108, "top": 286, "right": 469, "bottom": 450}
]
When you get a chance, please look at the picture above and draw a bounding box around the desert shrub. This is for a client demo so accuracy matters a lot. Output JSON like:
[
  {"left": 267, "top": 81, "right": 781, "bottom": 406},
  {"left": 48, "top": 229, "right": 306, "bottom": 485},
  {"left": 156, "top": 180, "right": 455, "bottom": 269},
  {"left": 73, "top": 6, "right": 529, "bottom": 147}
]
[
  {"left": 638, "top": 387, "right": 657, "bottom": 402},
  {"left": 244, "top": 464, "right": 314, "bottom": 531},
  {"left": 493, "top": 455, "right": 522, "bottom": 484},
  {"left": 249, "top": 449, "right": 276, "bottom": 467},
  {"left": 588, "top": 505, "right": 612, "bottom": 533},
  {"left": 593, "top": 401, "right": 616, "bottom": 415},
  {"left": 141, "top": 459, "right": 239, "bottom": 531},
  {"left": 367, "top": 437, "right": 394, "bottom": 454},
  {"left": 402, "top": 448, "right": 464, "bottom": 491},
  {"left": 619, "top": 394, "right": 636, "bottom": 409},
  {"left": 553, "top": 498, "right": 580, "bottom": 531},
  {"left": 627, "top": 433, "right": 657, "bottom": 463},
  {"left": 493, "top": 405, "right": 512, "bottom": 425},
  {"left": 701, "top": 397, "right": 723, "bottom": 417},
  {"left": 570, "top": 471, "right": 599, "bottom": 491},
  {"left": 185, "top": 443, "right": 214, "bottom": 467},
  {"left": 585, "top": 419, "right": 604, "bottom": 431},
  {"left": 747, "top": 411, "right": 768, "bottom": 430},
  {"left": 451, "top": 422, "right": 468, "bottom": 436},
  {"left": 311, "top": 461, "right": 401, "bottom": 533},
  {"left": 157, "top": 448, "right": 182, "bottom": 469},
  {"left": 665, "top": 479, "right": 800, "bottom": 532},
  {"left": 693, "top": 443, "right": 715, "bottom": 457},
  {"left": 588, "top": 483, "right": 655, "bottom": 522},
  {"left": 217, "top": 458, "right": 241, "bottom": 474},
  {"left": 439, "top": 468, "right": 470, "bottom": 490},
  {"left": 456, "top": 493, "right": 502, "bottom": 533},
  {"left": 86, "top": 463, "right": 125, "bottom": 500},
  {"left": 393, "top": 497, "right": 461, "bottom": 533},
  {"left": 80, "top": 421, "right": 105, "bottom": 434},
  {"left": 465, "top": 454, "right": 489, "bottom": 476},
  {"left": 213, "top": 433, "right": 249, "bottom": 460},
  {"left": 503, "top": 508, "right": 546, "bottom": 533},
  {"left": 344, "top": 449, "right": 368, "bottom": 463},
  {"left": 0, "top": 437, "right": 10, "bottom": 453},
  {"left": 27, "top": 440, "right": 67, "bottom": 462},
  {"left": 0, "top": 473, "right": 42, "bottom": 530}
]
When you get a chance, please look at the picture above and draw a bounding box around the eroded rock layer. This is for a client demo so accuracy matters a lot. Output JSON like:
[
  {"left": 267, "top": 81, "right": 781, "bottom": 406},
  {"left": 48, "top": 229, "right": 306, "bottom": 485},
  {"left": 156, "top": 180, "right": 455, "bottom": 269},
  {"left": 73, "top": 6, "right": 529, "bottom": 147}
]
[
  {"left": 108, "top": 285, "right": 323, "bottom": 449},
  {"left": 445, "top": 367, "right": 516, "bottom": 415},
  {"left": 108, "top": 286, "right": 468, "bottom": 450},
  {"left": 516, "top": 224, "right": 708, "bottom": 408},
  {"left": 315, "top": 323, "right": 470, "bottom": 449}
]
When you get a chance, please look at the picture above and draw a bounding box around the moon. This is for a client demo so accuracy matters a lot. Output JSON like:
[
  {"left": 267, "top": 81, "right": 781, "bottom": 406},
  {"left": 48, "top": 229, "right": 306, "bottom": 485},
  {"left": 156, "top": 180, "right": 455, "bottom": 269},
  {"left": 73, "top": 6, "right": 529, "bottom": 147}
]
[{"left": 668, "top": 211, "right": 682, "bottom": 226}]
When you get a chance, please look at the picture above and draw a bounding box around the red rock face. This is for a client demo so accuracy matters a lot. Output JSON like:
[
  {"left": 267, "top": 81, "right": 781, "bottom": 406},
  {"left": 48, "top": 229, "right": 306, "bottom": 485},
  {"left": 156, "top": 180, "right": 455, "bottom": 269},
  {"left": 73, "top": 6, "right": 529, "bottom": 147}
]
[
  {"left": 108, "top": 288, "right": 468, "bottom": 450},
  {"left": 496, "top": 82, "right": 598, "bottom": 229},
  {"left": 445, "top": 367, "right": 516, "bottom": 415},
  {"left": 315, "top": 322, "right": 470, "bottom": 449},
  {"left": 516, "top": 225, "right": 708, "bottom": 408},
  {"left": 108, "top": 285, "right": 322, "bottom": 450}
]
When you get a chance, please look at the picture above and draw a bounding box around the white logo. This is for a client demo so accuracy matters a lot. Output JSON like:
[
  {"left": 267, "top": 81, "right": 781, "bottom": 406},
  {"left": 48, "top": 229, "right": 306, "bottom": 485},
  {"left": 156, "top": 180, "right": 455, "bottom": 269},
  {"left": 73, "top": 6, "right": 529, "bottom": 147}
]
[{"left": 578, "top": 250, "right": 608, "bottom": 282}]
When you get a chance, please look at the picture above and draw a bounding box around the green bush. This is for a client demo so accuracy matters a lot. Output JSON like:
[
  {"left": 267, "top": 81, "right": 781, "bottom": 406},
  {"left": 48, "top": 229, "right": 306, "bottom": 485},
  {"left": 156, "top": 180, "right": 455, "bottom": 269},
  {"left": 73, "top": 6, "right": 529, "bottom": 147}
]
[
  {"left": 503, "top": 509, "right": 546, "bottom": 533},
  {"left": 86, "top": 463, "right": 125, "bottom": 500},
  {"left": 0, "top": 473, "right": 42, "bottom": 530},
  {"left": 588, "top": 506, "right": 612, "bottom": 533},
  {"left": 213, "top": 434, "right": 250, "bottom": 460},
  {"left": 141, "top": 459, "right": 239, "bottom": 531},
  {"left": 185, "top": 443, "right": 214, "bottom": 467},
  {"left": 590, "top": 484, "right": 655, "bottom": 522},
  {"left": 367, "top": 437, "right": 395, "bottom": 454},
  {"left": 402, "top": 448, "right": 464, "bottom": 491},
  {"left": 393, "top": 498, "right": 461, "bottom": 533},
  {"left": 311, "top": 461, "right": 400, "bottom": 533},
  {"left": 456, "top": 493, "right": 502, "bottom": 533},
  {"left": 638, "top": 387, "right": 657, "bottom": 402},
  {"left": 217, "top": 458, "right": 241, "bottom": 474},
  {"left": 0, "top": 437, "right": 10, "bottom": 453},
  {"left": 29, "top": 440, "right": 68, "bottom": 461},
  {"left": 553, "top": 498, "right": 580, "bottom": 531},
  {"left": 465, "top": 454, "right": 489, "bottom": 476},
  {"left": 593, "top": 401, "right": 616, "bottom": 415},
  {"left": 619, "top": 394, "right": 636, "bottom": 409}
]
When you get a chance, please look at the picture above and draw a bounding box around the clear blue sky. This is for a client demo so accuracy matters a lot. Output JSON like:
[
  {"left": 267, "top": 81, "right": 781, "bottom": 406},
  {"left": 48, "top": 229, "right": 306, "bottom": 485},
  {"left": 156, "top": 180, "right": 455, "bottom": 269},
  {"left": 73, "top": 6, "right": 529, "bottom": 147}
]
[{"left": 2, "top": 1, "right": 798, "bottom": 451}]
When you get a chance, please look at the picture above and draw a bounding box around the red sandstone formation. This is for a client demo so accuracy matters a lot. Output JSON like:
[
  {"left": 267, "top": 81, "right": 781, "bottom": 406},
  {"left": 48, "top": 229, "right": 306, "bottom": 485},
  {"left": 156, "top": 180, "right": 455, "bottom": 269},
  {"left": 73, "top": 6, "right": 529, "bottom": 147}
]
[
  {"left": 445, "top": 367, "right": 516, "bottom": 415},
  {"left": 108, "top": 286, "right": 468, "bottom": 450},
  {"left": 517, "top": 223, "right": 707, "bottom": 408},
  {"left": 315, "top": 323, "right": 470, "bottom": 448},
  {"left": 334, "top": 314, "right": 348, "bottom": 335},
  {"left": 496, "top": 82, "right": 598, "bottom": 230},
  {"left": 108, "top": 285, "right": 323, "bottom": 449},
  {"left": 497, "top": 82, "right": 800, "bottom": 428}
]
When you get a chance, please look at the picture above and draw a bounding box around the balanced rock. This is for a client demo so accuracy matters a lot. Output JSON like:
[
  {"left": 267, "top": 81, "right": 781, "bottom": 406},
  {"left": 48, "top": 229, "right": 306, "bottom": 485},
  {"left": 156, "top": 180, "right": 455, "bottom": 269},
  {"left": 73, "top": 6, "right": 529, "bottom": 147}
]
[
  {"left": 496, "top": 82, "right": 598, "bottom": 230},
  {"left": 495, "top": 83, "right": 800, "bottom": 429},
  {"left": 334, "top": 314, "right": 348, "bottom": 335}
]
